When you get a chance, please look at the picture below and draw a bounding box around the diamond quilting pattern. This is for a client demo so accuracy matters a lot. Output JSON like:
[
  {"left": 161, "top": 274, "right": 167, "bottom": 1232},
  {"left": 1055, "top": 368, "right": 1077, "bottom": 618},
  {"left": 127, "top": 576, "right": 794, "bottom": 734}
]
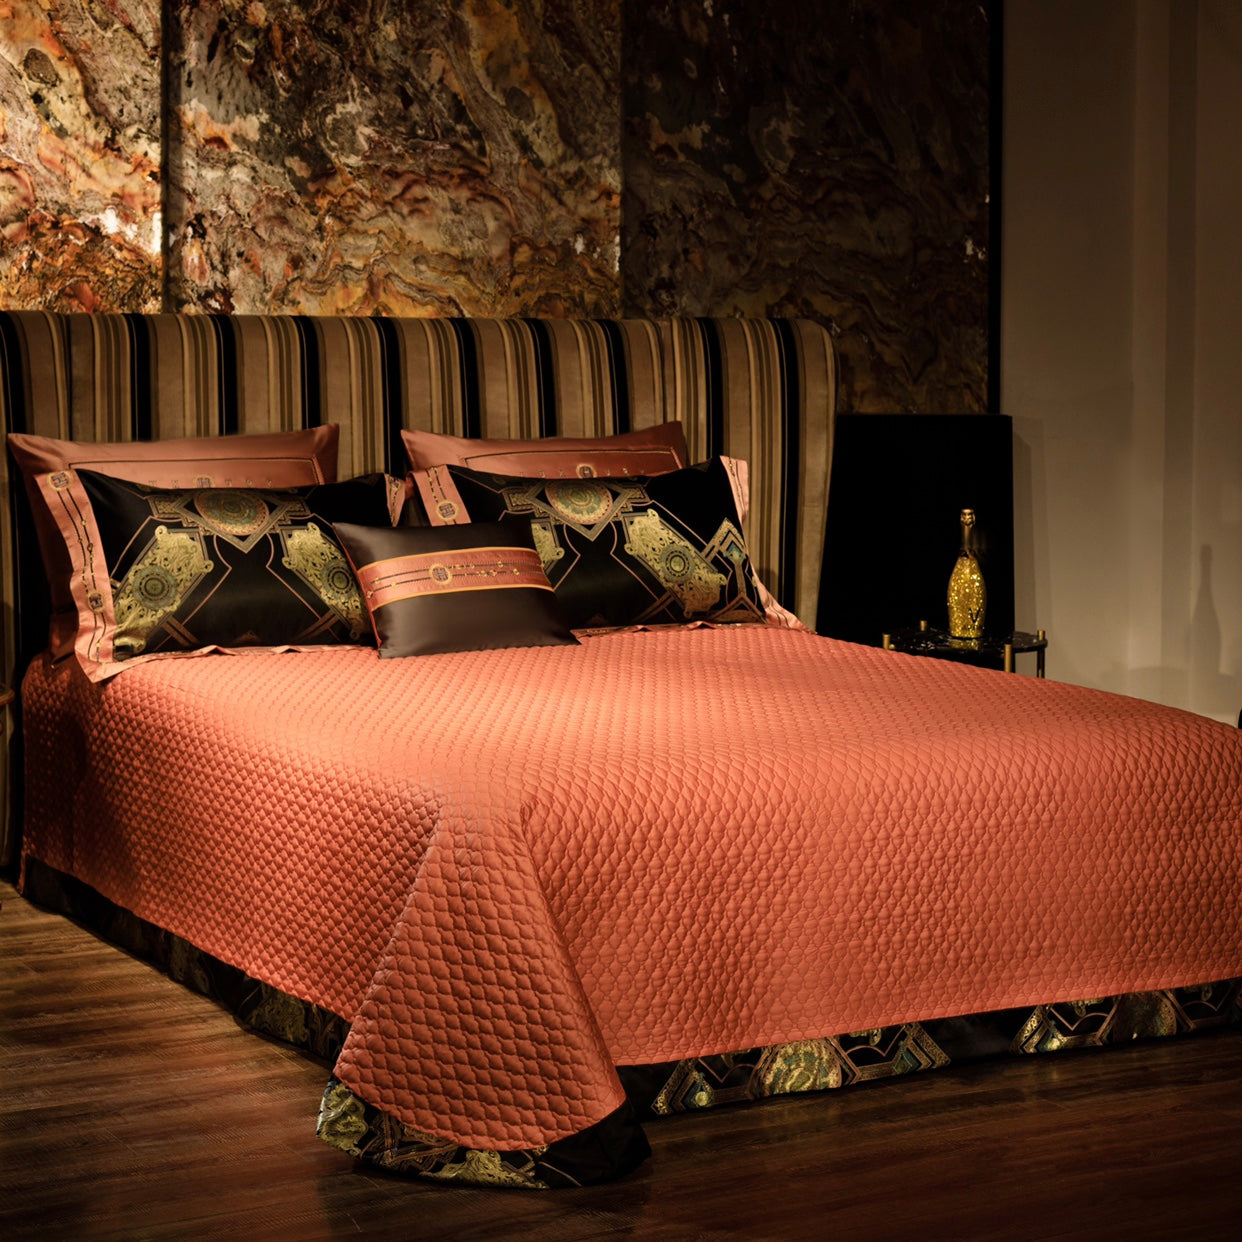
[{"left": 20, "top": 627, "right": 1242, "bottom": 1153}]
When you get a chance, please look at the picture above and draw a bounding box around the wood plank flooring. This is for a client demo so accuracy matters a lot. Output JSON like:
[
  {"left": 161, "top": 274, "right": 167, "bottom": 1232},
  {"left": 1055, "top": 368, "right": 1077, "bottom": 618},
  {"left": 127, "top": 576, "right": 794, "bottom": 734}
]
[{"left": 3, "top": 876, "right": 1241, "bottom": 1241}]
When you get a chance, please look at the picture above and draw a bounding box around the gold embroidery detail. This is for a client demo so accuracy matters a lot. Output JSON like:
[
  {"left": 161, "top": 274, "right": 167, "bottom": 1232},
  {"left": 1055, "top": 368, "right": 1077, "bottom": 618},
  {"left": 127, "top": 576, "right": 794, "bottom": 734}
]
[
  {"left": 316, "top": 1082, "right": 370, "bottom": 1157},
  {"left": 415, "top": 1143, "right": 549, "bottom": 1188},
  {"left": 700, "top": 519, "right": 765, "bottom": 623},
  {"left": 113, "top": 525, "right": 213, "bottom": 655},
  {"left": 193, "top": 488, "right": 271, "bottom": 537},
  {"left": 530, "top": 521, "right": 565, "bottom": 573},
  {"left": 543, "top": 480, "right": 613, "bottom": 524},
  {"left": 282, "top": 525, "right": 366, "bottom": 638},
  {"left": 158, "top": 488, "right": 295, "bottom": 553},
  {"left": 755, "top": 1039, "right": 846, "bottom": 1095},
  {"left": 623, "top": 510, "right": 725, "bottom": 615},
  {"left": 891, "top": 1024, "right": 953, "bottom": 1075},
  {"left": 503, "top": 479, "right": 640, "bottom": 540}
]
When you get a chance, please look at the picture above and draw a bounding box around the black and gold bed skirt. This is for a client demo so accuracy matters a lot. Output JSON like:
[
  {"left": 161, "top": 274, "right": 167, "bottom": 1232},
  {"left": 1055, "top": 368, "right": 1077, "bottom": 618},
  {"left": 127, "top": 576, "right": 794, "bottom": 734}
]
[{"left": 23, "top": 860, "right": 1242, "bottom": 1189}]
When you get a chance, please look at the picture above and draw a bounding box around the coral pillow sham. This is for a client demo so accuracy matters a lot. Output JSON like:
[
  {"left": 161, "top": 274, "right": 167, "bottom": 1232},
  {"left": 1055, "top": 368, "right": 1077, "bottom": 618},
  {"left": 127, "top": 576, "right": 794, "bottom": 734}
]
[
  {"left": 412, "top": 457, "right": 768, "bottom": 630},
  {"left": 38, "top": 466, "right": 402, "bottom": 680},
  {"left": 334, "top": 519, "right": 579, "bottom": 657},
  {"left": 401, "top": 423, "right": 688, "bottom": 480},
  {"left": 8, "top": 425, "right": 341, "bottom": 657}
]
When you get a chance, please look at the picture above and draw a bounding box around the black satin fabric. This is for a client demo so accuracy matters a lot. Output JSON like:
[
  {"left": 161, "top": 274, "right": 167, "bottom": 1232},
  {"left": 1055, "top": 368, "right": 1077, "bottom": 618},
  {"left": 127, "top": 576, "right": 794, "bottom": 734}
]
[
  {"left": 442, "top": 457, "right": 766, "bottom": 629},
  {"left": 79, "top": 470, "right": 396, "bottom": 654}
]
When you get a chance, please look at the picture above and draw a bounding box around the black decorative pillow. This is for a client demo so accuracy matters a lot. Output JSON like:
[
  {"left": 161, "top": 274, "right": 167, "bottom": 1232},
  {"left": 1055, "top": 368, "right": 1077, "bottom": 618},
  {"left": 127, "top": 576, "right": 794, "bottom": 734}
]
[
  {"left": 412, "top": 457, "right": 767, "bottom": 629},
  {"left": 333, "top": 519, "right": 579, "bottom": 657},
  {"left": 65, "top": 470, "right": 403, "bottom": 675}
]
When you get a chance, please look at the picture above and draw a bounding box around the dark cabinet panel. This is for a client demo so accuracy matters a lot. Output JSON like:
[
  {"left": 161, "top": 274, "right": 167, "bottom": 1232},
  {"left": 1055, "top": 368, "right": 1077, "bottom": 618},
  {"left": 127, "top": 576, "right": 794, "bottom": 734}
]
[{"left": 819, "top": 414, "right": 1014, "bottom": 645}]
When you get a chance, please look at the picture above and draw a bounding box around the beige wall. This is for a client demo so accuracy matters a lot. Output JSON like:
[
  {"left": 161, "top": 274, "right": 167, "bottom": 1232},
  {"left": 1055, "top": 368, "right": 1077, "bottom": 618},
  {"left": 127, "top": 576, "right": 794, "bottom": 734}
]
[{"left": 1003, "top": 0, "right": 1242, "bottom": 722}]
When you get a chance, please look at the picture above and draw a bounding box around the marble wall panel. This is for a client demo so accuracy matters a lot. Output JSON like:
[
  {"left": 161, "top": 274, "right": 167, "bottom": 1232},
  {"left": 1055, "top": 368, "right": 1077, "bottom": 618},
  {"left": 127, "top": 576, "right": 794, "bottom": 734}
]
[
  {"left": 0, "top": 0, "right": 162, "bottom": 311},
  {"left": 620, "top": 0, "right": 993, "bottom": 413},
  {"left": 2, "top": 0, "right": 992, "bottom": 391},
  {"left": 165, "top": 0, "right": 621, "bottom": 316}
]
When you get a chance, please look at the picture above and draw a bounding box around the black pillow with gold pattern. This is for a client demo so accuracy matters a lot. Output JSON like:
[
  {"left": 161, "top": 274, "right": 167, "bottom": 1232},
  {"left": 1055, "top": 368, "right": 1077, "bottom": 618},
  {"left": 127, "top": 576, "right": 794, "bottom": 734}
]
[
  {"left": 334, "top": 518, "right": 579, "bottom": 657},
  {"left": 412, "top": 456, "right": 767, "bottom": 630},
  {"left": 71, "top": 469, "right": 402, "bottom": 669}
]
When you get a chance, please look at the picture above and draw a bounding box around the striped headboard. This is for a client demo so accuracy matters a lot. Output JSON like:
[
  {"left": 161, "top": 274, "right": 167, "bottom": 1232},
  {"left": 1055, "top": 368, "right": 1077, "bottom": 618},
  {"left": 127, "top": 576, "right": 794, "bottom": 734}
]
[{"left": 0, "top": 313, "right": 835, "bottom": 861}]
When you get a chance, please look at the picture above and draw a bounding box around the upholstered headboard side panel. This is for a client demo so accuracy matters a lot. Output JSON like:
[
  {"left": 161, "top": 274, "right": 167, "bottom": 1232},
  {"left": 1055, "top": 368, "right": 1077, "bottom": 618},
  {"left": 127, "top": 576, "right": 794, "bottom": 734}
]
[{"left": 0, "top": 311, "right": 834, "bottom": 860}]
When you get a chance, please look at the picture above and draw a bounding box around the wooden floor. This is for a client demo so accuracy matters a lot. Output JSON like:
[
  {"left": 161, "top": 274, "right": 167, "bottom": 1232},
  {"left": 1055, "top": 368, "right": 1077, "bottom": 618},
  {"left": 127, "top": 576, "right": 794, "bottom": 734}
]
[{"left": 3, "top": 877, "right": 1241, "bottom": 1242}]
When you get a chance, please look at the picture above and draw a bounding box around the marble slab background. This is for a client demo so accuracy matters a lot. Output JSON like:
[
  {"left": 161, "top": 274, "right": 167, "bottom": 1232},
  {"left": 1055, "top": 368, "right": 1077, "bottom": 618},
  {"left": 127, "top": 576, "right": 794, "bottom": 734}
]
[
  {"left": 0, "top": 0, "right": 992, "bottom": 411},
  {"left": 0, "top": 0, "right": 162, "bottom": 311},
  {"left": 165, "top": 0, "right": 621, "bottom": 316},
  {"left": 621, "top": 0, "right": 992, "bottom": 412}
]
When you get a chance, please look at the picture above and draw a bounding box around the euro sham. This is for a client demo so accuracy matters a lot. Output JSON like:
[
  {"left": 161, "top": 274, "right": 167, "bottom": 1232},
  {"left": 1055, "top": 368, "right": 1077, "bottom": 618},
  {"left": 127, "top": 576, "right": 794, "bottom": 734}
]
[
  {"left": 41, "top": 467, "right": 402, "bottom": 680},
  {"left": 7, "top": 426, "right": 341, "bottom": 657},
  {"left": 413, "top": 457, "right": 767, "bottom": 630}
]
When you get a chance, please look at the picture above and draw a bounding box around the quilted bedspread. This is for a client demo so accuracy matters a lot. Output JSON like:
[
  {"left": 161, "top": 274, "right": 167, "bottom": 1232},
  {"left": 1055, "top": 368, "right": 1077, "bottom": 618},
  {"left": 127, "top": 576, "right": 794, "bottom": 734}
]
[{"left": 20, "top": 627, "right": 1242, "bottom": 1156}]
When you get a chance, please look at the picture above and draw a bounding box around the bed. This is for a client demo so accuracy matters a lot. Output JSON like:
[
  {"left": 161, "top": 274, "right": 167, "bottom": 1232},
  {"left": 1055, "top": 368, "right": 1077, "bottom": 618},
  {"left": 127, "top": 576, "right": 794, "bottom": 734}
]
[{"left": 3, "top": 312, "right": 1241, "bottom": 1189}]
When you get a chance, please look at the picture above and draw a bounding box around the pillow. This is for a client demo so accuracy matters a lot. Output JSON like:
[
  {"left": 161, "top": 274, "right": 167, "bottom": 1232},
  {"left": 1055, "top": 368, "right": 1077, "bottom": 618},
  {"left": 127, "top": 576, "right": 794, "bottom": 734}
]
[
  {"left": 7, "top": 425, "right": 340, "bottom": 657},
  {"left": 40, "top": 467, "right": 402, "bottom": 681},
  {"left": 401, "top": 423, "right": 688, "bottom": 479},
  {"left": 715, "top": 455, "right": 807, "bottom": 632},
  {"left": 333, "top": 519, "right": 579, "bottom": 658},
  {"left": 412, "top": 457, "right": 768, "bottom": 630}
]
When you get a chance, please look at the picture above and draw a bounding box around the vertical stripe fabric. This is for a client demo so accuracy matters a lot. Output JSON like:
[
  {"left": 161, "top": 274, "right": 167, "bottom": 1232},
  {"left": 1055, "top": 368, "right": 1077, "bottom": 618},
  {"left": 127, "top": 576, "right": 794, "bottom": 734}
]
[
  {"left": 0, "top": 312, "right": 835, "bottom": 861},
  {"left": 372, "top": 316, "right": 405, "bottom": 476}
]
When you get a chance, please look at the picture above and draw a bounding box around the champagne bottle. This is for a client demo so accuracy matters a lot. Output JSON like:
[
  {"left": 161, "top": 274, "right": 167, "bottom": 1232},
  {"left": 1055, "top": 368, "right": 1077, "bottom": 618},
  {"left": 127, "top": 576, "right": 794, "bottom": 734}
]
[{"left": 947, "top": 508, "right": 986, "bottom": 639}]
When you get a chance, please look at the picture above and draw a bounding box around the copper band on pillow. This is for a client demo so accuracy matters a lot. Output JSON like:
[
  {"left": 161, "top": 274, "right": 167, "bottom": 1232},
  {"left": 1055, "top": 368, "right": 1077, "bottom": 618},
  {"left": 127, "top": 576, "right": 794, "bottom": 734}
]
[
  {"left": 333, "top": 518, "right": 578, "bottom": 657},
  {"left": 414, "top": 465, "right": 470, "bottom": 525},
  {"left": 357, "top": 546, "right": 553, "bottom": 610}
]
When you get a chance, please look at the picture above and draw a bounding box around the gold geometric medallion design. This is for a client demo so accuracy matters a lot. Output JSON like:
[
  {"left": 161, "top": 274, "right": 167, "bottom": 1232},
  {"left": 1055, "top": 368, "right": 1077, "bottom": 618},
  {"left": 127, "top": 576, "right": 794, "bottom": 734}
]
[
  {"left": 193, "top": 488, "right": 272, "bottom": 538},
  {"left": 112, "top": 525, "right": 213, "bottom": 654},
  {"left": 281, "top": 525, "right": 366, "bottom": 638},
  {"left": 622, "top": 510, "right": 726, "bottom": 615},
  {"left": 155, "top": 489, "right": 294, "bottom": 553},
  {"left": 530, "top": 521, "right": 566, "bottom": 575},
  {"left": 542, "top": 480, "right": 614, "bottom": 525},
  {"left": 502, "top": 479, "right": 644, "bottom": 540}
]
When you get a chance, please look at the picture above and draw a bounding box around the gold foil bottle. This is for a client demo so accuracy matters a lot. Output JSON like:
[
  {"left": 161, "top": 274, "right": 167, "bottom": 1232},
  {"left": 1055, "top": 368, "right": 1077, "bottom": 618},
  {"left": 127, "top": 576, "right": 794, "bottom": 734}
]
[{"left": 947, "top": 508, "right": 986, "bottom": 638}]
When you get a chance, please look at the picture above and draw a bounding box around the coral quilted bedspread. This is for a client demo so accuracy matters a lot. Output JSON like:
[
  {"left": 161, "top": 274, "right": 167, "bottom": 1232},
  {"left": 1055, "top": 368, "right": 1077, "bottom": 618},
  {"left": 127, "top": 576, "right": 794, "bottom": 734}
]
[{"left": 20, "top": 626, "right": 1242, "bottom": 1156}]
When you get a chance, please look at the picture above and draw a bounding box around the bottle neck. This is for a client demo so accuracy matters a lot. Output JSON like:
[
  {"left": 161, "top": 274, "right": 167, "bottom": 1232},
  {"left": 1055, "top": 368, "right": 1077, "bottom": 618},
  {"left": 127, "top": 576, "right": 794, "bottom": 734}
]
[{"left": 959, "top": 510, "right": 976, "bottom": 556}]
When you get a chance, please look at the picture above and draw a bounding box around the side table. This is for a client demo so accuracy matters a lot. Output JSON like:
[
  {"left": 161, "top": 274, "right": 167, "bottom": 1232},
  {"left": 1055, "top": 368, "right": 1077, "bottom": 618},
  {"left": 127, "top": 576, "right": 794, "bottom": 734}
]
[{"left": 882, "top": 622, "right": 1048, "bottom": 677}]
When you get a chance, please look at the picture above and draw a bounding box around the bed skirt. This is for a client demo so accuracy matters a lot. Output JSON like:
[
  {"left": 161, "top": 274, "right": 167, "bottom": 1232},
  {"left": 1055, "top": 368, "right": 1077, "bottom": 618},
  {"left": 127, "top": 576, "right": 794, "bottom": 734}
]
[{"left": 22, "top": 858, "right": 1242, "bottom": 1189}]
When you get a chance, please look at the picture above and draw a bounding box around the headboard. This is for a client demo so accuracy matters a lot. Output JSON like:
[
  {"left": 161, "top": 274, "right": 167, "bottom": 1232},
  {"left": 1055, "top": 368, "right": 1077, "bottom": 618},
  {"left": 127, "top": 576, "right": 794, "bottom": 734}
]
[{"left": 0, "top": 312, "right": 836, "bottom": 862}]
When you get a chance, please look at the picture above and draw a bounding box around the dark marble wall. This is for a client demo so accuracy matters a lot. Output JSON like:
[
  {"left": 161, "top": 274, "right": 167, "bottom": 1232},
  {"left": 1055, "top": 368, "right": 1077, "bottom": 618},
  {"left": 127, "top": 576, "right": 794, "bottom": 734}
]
[
  {"left": 621, "top": 0, "right": 992, "bottom": 412},
  {"left": 1, "top": 0, "right": 991, "bottom": 409}
]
